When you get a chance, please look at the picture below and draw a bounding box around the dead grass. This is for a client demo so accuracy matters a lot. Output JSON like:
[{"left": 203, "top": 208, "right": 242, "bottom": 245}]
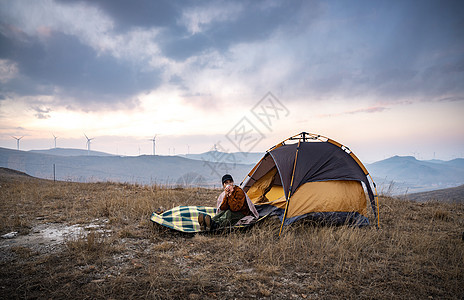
[{"left": 0, "top": 172, "right": 463, "bottom": 299}]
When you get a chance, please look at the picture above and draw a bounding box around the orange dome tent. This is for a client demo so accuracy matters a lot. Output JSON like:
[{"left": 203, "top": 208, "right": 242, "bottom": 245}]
[{"left": 240, "top": 132, "right": 380, "bottom": 235}]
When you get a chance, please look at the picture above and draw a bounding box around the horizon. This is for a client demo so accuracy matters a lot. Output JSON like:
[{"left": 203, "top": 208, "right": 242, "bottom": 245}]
[
  {"left": 1, "top": 145, "right": 463, "bottom": 164},
  {"left": 1, "top": 1, "right": 463, "bottom": 163}
]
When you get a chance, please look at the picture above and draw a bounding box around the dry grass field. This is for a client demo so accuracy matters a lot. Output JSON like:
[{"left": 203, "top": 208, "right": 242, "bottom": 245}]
[
  {"left": 404, "top": 184, "right": 464, "bottom": 203},
  {"left": 0, "top": 167, "right": 463, "bottom": 299}
]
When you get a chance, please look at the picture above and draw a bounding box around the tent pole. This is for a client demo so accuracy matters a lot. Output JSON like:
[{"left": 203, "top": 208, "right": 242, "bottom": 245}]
[
  {"left": 368, "top": 174, "right": 380, "bottom": 228},
  {"left": 278, "top": 139, "right": 301, "bottom": 236},
  {"left": 240, "top": 154, "right": 266, "bottom": 187}
]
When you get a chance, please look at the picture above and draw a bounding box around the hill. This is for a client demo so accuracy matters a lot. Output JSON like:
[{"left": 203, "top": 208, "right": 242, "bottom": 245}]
[
  {"left": 0, "top": 147, "right": 253, "bottom": 187},
  {"left": 366, "top": 156, "right": 464, "bottom": 194},
  {"left": 0, "top": 169, "right": 462, "bottom": 299},
  {"left": 0, "top": 167, "right": 32, "bottom": 180},
  {"left": 403, "top": 184, "right": 464, "bottom": 203},
  {"left": 180, "top": 151, "right": 264, "bottom": 165},
  {"left": 29, "top": 148, "right": 115, "bottom": 157}
]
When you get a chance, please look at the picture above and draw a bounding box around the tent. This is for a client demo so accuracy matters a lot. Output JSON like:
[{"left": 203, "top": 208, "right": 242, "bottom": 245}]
[{"left": 240, "top": 132, "right": 379, "bottom": 235}]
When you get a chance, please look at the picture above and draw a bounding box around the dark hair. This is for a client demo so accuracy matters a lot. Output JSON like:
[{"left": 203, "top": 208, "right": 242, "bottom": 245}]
[{"left": 221, "top": 174, "right": 233, "bottom": 184}]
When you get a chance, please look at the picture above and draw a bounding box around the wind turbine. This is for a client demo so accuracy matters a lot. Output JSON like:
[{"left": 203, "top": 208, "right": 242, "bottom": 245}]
[
  {"left": 84, "top": 133, "right": 94, "bottom": 155},
  {"left": 11, "top": 136, "right": 23, "bottom": 150},
  {"left": 149, "top": 135, "right": 157, "bottom": 155},
  {"left": 52, "top": 134, "right": 58, "bottom": 148}
]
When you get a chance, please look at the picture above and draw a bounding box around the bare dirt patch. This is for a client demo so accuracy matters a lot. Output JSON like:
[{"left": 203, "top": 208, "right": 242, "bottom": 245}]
[{"left": 1, "top": 220, "right": 110, "bottom": 261}]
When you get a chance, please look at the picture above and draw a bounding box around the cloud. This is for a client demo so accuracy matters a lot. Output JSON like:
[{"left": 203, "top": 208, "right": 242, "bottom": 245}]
[
  {"left": 318, "top": 106, "right": 389, "bottom": 118},
  {"left": 0, "top": 0, "right": 463, "bottom": 116},
  {"left": 180, "top": 1, "right": 244, "bottom": 35},
  {"left": 62, "top": 0, "right": 182, "bottom": 30},
  {"left": 0, "top": 0, "right": 166, "bottom": 109},
  {"left": 347, "top": 106, "right": 388, "bottom": 114},
  {"left": 160, "top": 0, "right": 311, "bottom": 60},
  {"left": 437, "top": 96, "right": 464, "bottom": 102},
  {"left": 0, "top": 59, "right": 18, "bottom": 83},
  {"left": 32, "top": 106, "right": 52, "bottom": 119},
  {"left": 258, "top": 0, "right": 464, "bottom": 104},
  {"left": 0, "top": 29, "right": 162, "bottom": 104}
]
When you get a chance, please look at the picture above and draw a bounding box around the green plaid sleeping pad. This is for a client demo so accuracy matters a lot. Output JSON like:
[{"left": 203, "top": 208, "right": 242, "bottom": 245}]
[{"left": 150, "top": 206, "right": 217, "bottom": 233}]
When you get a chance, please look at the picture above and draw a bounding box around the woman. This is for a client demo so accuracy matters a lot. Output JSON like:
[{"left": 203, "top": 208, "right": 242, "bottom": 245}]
[{"left": 198, "top": 174, "right": 258, "bottom": 231}]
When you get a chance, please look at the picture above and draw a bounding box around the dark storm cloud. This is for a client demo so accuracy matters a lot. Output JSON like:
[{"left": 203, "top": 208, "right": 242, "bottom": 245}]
[
  {"left": 1, "top": 0, "right": 313, "bottom": 110},
  {"left": 287, "top": 0, "right": 464, "bottom": 103},
  {"left": 0, "top": 27, "right": 161, "bottom": 105},
  {"left": 362, "top": 0, "right": 464, "bottom": 101},
  {"left": 1, "top": 0, "right": 463, "bottom": 112},
  {"left": 59, "top": 0, "right": 311, "bottom": 60},
  {"left": 58, "top": 0, "right": 185, "bottom": 30},
  {"left": 161, "top": 0, "right": 311, "bottom": 60}
]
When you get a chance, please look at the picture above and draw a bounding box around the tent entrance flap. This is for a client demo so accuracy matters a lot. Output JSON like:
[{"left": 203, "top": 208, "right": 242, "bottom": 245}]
[
  {"left": 243, "top": 153, "right": 277, "bottom": 192},
  {"left": 266, "top": 185, "right": 284, "bottom": 202},
  {"left": 246, "top": 167, "right": 278, "bottom": 205}
]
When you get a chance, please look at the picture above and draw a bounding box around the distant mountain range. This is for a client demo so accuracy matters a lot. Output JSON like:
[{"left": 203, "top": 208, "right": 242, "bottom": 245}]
[
  {"left": 1, "top": 148, "right": 463, "bottom": 194},
  {"left": 179, "top": 151, "right": 264, "bottom": 165},
  {"left": 0, "top": 147, "right": 254, "bottom": 187},
  {"left": 366, "top": 156, "right": 464, "bottom": 194}
]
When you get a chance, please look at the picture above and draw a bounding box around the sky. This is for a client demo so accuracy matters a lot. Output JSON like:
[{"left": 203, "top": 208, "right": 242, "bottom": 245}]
[{"left": 0, "top": 0, "right": 463, "bottom": 163}]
